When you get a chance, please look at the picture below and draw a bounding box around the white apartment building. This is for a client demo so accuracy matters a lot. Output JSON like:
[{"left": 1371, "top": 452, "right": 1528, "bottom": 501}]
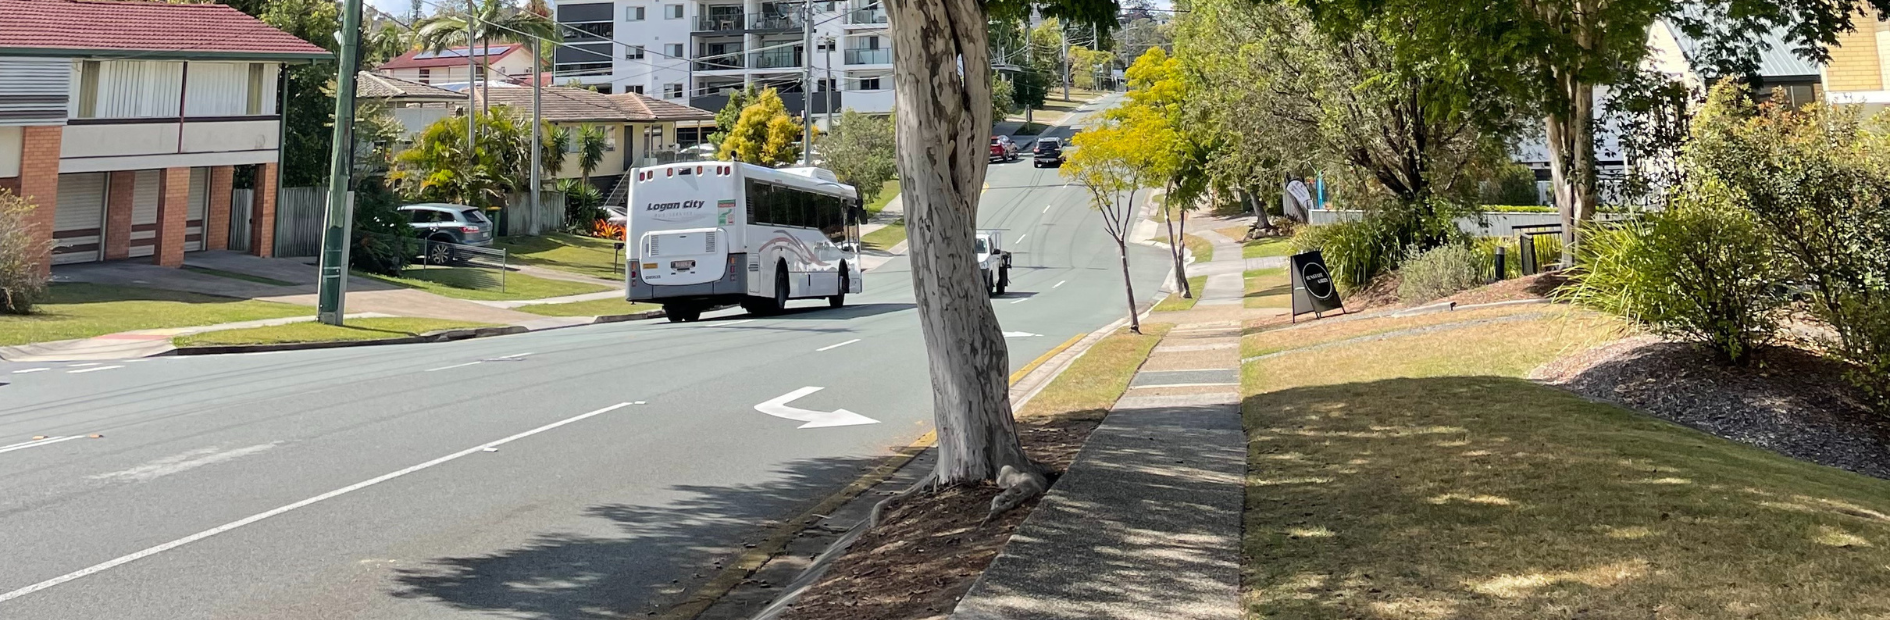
[{"left": 552, "top": 0, "right": 893, "bottom": 141}]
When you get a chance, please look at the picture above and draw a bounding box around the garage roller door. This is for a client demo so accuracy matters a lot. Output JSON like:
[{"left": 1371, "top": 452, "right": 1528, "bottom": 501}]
[
  {"left": 186, "top": 167, "right": 207, "bottom": 252},
  {"left": 128, "top": 170, "right": 159, "bottom": 258},
  {"left": 51, "top": 173, "right": 106, "bottom": 265}
]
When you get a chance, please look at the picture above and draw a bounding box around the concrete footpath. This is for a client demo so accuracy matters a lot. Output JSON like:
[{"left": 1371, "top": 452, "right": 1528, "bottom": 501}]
[{"left": 954, "top": 239, "right": 1249, "bottom": 619}]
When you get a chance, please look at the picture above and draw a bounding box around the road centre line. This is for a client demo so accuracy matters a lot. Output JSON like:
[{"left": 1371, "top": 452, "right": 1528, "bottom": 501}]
[
  {"left": 423, "top": 361, "right": 481, "bottom": 372},
  {"left": 1043, "top": 204, "right": 1052, "bottom": 213},
  {"left": 1015, "top": 233, "right": 1028, "bottom": 243},
  {"left": 0, "top": 436, "right": 84, "bottom": 455},
  {"left": 11, "top": 368, "right": 48, "bottom": 374},
  {"left": 816, "top": 339, "right": 861, "bottom": 352},
  {"left": 65, "top": 363, "right": 99, "bottom": 368},
  {"left": 1053, "top": 280, "right": 1066, "bottom": 289},
  {"left": 1010, "top": 297, "right": 1030, "bottom": 304},
  {"left": 68, "top": 366, "right": 124, "bottom": 374},
  {"left": 0, "top": 401, "right": 637, "bottom": 605}
]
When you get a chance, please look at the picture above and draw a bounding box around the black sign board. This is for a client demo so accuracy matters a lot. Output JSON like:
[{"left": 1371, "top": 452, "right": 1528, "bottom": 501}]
[{"left": 1289, "top": 250, "right": 1346, "bottom": 322}]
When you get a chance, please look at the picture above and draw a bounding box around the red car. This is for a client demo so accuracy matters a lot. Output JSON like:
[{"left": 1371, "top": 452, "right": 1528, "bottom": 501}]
[{"left": 989, "top": 135, "right": 1020, "bottom": 162}]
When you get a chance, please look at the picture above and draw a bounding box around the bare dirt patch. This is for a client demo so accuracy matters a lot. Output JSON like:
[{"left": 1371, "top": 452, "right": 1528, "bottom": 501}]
[
  {"left": 777, "top": 410, "right": 1104, "bottom": 620},
  {"left": 1536, "top": 337, "right": 1890, "bottom": 479}
]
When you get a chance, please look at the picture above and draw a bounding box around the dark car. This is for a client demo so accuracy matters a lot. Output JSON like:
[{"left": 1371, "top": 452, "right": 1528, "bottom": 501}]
[
  {"left": 1032, "top": 137, "right": 1065, "bottom": 168},
  {"left": 400, "top": 203, "right": 493, "bottom": 264}
]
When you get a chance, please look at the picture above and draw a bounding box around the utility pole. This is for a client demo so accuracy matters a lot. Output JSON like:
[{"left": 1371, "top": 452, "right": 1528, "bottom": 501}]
[
  {"left": 465, "top": 0, "right": 477, "bottom": 162},
  {"left": 823, "top": 34, "right": 834, "bottom": 132},
  {"left": 1060, "top": 24, "right": 1069, "bottom": 101},
  {"left": 530, "top": 36, "right": 542, "bottom": 223},
  {"left": 800, "top": 0, "right": 813, "bottom": 164},
  {"left": 316, "top": 0, "right": 365, "bottom": 326}
]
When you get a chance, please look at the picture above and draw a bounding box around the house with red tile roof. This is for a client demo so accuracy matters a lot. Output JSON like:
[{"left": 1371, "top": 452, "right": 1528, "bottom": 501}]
[
  {"left": 376, "top": 43, "right": 536, "bottom": 88},
  {"left": 0, "top": 0, "right": 330, "bottom": 273}
]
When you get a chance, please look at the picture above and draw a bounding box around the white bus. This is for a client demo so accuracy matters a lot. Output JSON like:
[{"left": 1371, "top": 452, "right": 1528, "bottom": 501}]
[{"left": 626, "top": 161, "right": 865, "bottom": 322}]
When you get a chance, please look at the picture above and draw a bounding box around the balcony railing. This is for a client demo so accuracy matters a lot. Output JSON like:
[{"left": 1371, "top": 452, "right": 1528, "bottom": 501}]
[
  {"left": 693, "top": 55, "right": 745, "bottom": 71},
  {"left": 752, "top": 49, "right": 802, "bottom": 69},
  {"left": 748, "top": 13, "right": 802, "bottom": 30},
  {"left": 844, "top": 48, "right": 890, "bottom": 65},
  {"left": 847, "top": 8, "right": 887, "bottom": 25},
  {"left": 635, "top": 148, "right": 685, "bottom": 167},
  {"left": 694, "top": 14, "right": 744, "bottom": 32}
]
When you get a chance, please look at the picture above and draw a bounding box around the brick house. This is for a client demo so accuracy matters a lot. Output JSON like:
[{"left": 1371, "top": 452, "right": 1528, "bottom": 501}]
[
  {"left": 376, "top": 44, "right": 536, "bottom": 88},
  {"left": 0, "top": 0, "right": 329, "bottom": 273}
]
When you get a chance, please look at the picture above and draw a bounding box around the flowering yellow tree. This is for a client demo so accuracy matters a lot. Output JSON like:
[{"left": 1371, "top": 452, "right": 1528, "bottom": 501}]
[
  {"left": 717, "top": 88, "right": 805, "bottom": 167},
  {"left": 1063, "top": 109, "right": 1169, "bottom": 334}
]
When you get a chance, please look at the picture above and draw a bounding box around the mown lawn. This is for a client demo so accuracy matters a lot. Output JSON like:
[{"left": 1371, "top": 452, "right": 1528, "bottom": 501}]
[
  {"left": 1244, "top": 268, "right": 1291, "bottom": 309},
  {"left": 1240, "top": 308, "right": 1890, "bottom": 618},
  {"left": 1183, "top": 233, "right": 1214, "bottom": 263},
  {"left": 0, "top": 283, "right": 308, "bottom": 346},
  {"left": 174, "top": 317, "right": 495, "bottom": 347},
  {"left": 1153, "top": 276, "right": 1209, "bottom": 312},
  {"left": 516, "top": 298, "right": 660, "bottom": 318},
  {"left": 354, "top": 267, "right": 612, "bottom": 302},
  {"left": 863, "top": 220, "right": 907, "bottom": 251},
  {"left": 491, "top": 232, "right": 625, "bottom": 280},
  {"left": 865, "top": 179, "right": 901, "bottom": 216},
  {"left": 1243, "top": 237, "right": 1294, "bottom": 259}
]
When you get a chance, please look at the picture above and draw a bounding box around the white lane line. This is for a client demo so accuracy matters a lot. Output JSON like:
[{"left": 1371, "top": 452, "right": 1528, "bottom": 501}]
[
  {"left": 65, "top": 363, "right": 100, "bottom": 368},
  {"left": 1043, "top": 204, "right": 1052, "bottom": 213},
  {"left": 1010, "top": 297, "right": 1030, "bottom": 304},
  {"left": 1014, "top": 233, "right": 1028, "bottom": 244},
  {"left": 1053, "top": 280, "right": 1066, "bottom": 289},
  {"left": 68, "top": 366, "right": 124, "bottom": 374},
  {"left": 0, "top": 401, "right": 636, "bottom": 604},
  {"left": 90, "top": 442, "right": 281, "bottom": 482},
  {"left": 488, "top": 352, "right": 535, "bottom": 361},
  {"left": 0, "top": 436, "right": 84, "bottom": 455},
  {"left": 11, "top": 368, "right": 49, "bottom": 374},
  {"left": 424, "top": 361, "right": 483, "bottom": 372},
  {"left": 717, "top": 319, "right": 754, "bottom": 326},
  {"left": 816, "top": 339, "right": 861, "bottom": 352}
]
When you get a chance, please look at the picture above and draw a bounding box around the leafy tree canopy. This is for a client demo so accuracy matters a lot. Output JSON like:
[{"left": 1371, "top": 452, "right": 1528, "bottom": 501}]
[
  {"left": 717, "top": 88, "right": 805, "bottom": 167},
  {"left": 820, "top": 110, "right": 898, "bottom": 205}
]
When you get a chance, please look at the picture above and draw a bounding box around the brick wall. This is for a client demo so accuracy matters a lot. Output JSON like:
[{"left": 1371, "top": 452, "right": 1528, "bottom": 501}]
[
  {"left": 103, "top": 170, "right": 137, "bottom": 260},
  {"left": 1826, "top": 28, "right": 1882, "bottom": 93},
  {"left": 18, "top": 126, "right": 62, "bottom": 277},
  {"left": 155, "top": 167, "right": 189, "bottom": 267},
  {"left": 251, "top": 162, "right": 277, "bottom": 257},
  {"left": 206, "top": 165, "right": 234, "bottom": 251},
  {"left": 0, "top": 177, "right": 18, "bottom": 196}
]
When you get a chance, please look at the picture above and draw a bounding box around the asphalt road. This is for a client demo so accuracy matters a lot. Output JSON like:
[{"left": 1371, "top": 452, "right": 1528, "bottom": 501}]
[{"left": 0, "top": 96, "right": 1169, "bottom": 619}]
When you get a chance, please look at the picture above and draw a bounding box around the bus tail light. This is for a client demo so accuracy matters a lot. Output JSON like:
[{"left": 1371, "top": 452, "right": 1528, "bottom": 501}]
[{"left": 666, "top": 168, "right": 674, "bottom": 178}]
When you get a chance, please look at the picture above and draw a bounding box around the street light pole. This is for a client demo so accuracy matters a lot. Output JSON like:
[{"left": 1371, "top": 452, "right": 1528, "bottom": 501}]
[
  {"left": 316, "top": 0, "right": 365, "bottom": 325},
  {"left": 823, "top": 34, "right": 834, "bottom": 132}
]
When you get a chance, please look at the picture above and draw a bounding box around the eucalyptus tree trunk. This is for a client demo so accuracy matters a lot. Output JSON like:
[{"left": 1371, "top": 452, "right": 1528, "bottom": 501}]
[
  {"left": 1545, "top": 75, "right": 1597, "bottom": 267},
  {"left": 1161, "top": 183, "right": 1190, "bottom": 298},
  {"left": 885, "top": 0, "right": 1037, "bottom": 486}
]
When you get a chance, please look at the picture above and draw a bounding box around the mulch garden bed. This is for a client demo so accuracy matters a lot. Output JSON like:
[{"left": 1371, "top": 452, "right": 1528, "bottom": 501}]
[
  {"left": 778, "top": 409, "right": 1106, "bottom": 620},
  {"left": 1535, "top": 337, "right": 1890, "bottom": 479}
]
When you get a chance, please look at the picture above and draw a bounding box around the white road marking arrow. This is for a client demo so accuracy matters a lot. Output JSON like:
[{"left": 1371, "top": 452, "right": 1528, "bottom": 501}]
[
  {"left": 755, "top": 387, "right": 879, "bottom": 429},
  {"left": 1002, "top": 331, "right": 1041, "bottom": 338}
]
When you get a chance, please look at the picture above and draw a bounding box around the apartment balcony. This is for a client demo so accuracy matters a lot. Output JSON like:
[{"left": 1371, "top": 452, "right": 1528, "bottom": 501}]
[
  {"left": 748, "top": 13, "right": 802, "bottom": 31},
  {"left": 693, "top": 55, "right": 746, "bottom": 71},
  {"left": 752, "top": 49, "right": 803, "bottom": 69},
  {"left": 845, "top": 8, "right": 886, "bottom": 27},
  {"left": 694, "top": 14, "right": 745, "bottom": 33},
  {"left": 844, "top": 48, "right": 890, "bottom": 65}
]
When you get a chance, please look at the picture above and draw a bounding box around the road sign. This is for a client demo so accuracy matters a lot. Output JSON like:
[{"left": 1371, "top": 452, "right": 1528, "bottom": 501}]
[{"left": 1289, "top": 250, "right": 1346, "bottom": 323}]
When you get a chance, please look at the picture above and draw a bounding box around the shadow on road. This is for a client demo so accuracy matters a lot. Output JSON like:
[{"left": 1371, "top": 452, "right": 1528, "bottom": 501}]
[
  {"left": 760, "top": 302, "right": 915, "bottom": 321},
  {"left": 389, "top": 455, "right": 880, "bottom": 618}
]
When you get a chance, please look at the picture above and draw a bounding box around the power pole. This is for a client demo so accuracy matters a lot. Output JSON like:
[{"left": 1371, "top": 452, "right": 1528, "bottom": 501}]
[
  {"left": 316, "top": 0, "right": 365, "bottom": 325},
  {"left": 530, "top": 36, "right": 542, "bottom": 222},
  {"left": 800, "top": 0, "right": 814, "bottom": 164},
  {"left": 465, "top": 0, "right": 477, "bottom": 162},
  {"left": 1060, "top": 25, "right": 1069, "bottom": 101},
  {"left": 823, "top": 34, "right": 834, "bottom": 132}
]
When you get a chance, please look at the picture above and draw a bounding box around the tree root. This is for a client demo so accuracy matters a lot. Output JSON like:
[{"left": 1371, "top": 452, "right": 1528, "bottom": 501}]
[{"left": 981, "top": 464, "right": 1048, "bottom": 525}]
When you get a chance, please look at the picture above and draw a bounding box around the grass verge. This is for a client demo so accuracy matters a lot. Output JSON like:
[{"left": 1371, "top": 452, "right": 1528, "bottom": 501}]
[
  {"left": 863, "top": 219, "right": 907, "bottom": 251},
  {"left": 1153, "top": 276, "right": 1210, "bottom": 312},
  {"left": 1240, "top": 308, "right": 1890, "bottom": 617},
  {"left": 491, "top": 232, "right": 625, "bottom": 280},
  {"left": 865, "top": 179, "right": 900, "bottom": 216},
  {"left": 173, "top": 317, "right": 496, "bottom": 347},
  {"left": 0, "top": 283, "right": 309, "bottom": 346},
  {"left": 1018, "top": 323, "right": 1172, "bottom": 418},
  {"left": 1244, "top": 267, "right": 1290, "bottom": 309},
  {"left": 1241, "top": 303, "right": 1558, "bottom": 359},
  {"left": 1243, "top": 237, "right": 1294, "bottom": 259},
  {"left": 515, "top": 298, "right": 660, "bottom": 317},
  {"left": 1183, "top": 233, "right": 1214, "bottom": 263},
  {"left": 354, "top": 267, "right": 612, "bottom": 302},
  {"left": 182, "top": 266, "right": 296, "bottom": 287}
]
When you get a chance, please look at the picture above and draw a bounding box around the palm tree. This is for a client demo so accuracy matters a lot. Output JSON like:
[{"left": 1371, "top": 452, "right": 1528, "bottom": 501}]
[
  {"left": 577, "top": 125, "right": 609, "bottom": 185},
  {"left": 540, "top": 123, "right": 570, "bottom": 184},
  {"left": 414, "top": 0, "right": 561, "bottom": 111}
]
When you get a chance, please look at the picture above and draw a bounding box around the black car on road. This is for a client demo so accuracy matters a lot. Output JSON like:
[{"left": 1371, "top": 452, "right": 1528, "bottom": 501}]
[{"left": 1032, "top": 137, "right": 1065, "bottom": 168}]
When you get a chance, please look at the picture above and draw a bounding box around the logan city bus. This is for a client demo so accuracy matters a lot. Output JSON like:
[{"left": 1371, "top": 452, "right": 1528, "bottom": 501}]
[{"left": 626, "top": 161, "right": 865, "bottom": 322}]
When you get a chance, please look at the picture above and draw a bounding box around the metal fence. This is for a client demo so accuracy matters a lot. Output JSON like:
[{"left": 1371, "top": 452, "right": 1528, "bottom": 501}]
[
  {"left": 229, "top": 189, "right": 254, "bottom": 252},
  {"left": 274, "top": 187, "right": 329, "bottom": 257},
  {"left": 500, "top": 191, "right": 567, "bottom": 236}
]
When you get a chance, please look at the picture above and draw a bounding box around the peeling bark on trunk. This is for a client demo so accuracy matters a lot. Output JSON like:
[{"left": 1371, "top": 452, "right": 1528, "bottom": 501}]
[
  {"left": 1546, "top": 76, "right": 1596, "bottom": 267},
  {"left": 886, "top": 0, "right": 1035, "bottom": 486}
]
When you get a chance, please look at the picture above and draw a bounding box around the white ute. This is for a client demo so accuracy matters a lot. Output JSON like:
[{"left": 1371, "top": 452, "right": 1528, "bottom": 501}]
[{"left": 976, "top": 229, "right": 1013, "bottom": 296}]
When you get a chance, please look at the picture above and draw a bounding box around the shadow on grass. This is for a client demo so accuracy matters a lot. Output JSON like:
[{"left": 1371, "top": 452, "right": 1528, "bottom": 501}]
[
  {"left": 390, "top": 455, "right": 880, "bottom": 619},
  {"left": 1241, "top": 376, "right": 1890, "bottom": 618}
]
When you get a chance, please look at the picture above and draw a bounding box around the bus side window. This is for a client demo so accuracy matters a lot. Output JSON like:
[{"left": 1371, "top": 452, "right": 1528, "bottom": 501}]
[
  {"left": 748, "top": 181, "right": 773, "bottom": 225},
  {"left": 821, "top": 194, "right": 846, "bottom": 243}
]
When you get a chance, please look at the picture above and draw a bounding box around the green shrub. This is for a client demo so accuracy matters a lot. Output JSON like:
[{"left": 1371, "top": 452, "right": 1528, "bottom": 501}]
[
  {"left": 1684, "top": 82, "right": 1890, "bottom": 403},
  {"left": 1481, "top": 204, "right": 1555, "bottom": 213},
  {"left": 557, "top": 178, "right": 605, "bottom": 232},
  {"left": 1563, "top": 186, "right": 1785, "bottom": 365},
  {"left": 1476, "top": 161, "right": 1542, "bottom": 206},
  {"left": 1397, "top": 244, "right": 1484, "bottom": 303},
  {"left": 1291, "top": 197, "right": 1469, "bottom": 291},
  {"left": 349, "top": 177, "right": 413, "bottom": 276},
  {"left": 0, "top": 190, "right": 50, "bottom": 314}
]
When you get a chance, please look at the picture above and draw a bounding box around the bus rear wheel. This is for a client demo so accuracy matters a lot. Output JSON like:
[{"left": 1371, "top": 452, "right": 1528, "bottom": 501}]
[{"left": 663, "top": 304, "right": 702, "bottom": 322}]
